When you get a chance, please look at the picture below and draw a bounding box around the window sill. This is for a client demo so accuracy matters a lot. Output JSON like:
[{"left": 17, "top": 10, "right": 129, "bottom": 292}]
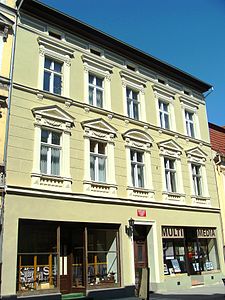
[
  {"left": 191, "top": 195, "right": 211, "bottom": 206},
  {"left": 31, "top": 173, "right": 72, "bottom": 191},
  {"left": 162, "top": 192, "right": 185, "bottom": 203},
  {"left": 127, "top": 186, "right": 155, "bottom": 201},
  {"left": 83, "top": 180, "right": 118, "bottom": 196}
]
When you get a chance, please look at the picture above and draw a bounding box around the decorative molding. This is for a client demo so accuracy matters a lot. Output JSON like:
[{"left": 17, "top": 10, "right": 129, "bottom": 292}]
[
  {"left": 123, "top": 129, "right": 153, "bottom": 151},
  {"left": 186, "top": 147, "right": 207, "bottom": 164},
  {"left": 158, "top": 139, "right": 183, "bottom": 157},
  {"left": 82, "top": 118, "right": 117, "bottom": 141}
]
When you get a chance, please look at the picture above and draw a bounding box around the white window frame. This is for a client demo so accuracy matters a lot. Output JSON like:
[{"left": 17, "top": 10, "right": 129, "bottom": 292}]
[
  {"left": 164, "top": 157, "right": 177, "bottom": 193},
  {"left": 121, "top": 71, "right": 147, "bottom": 122},
  {"left": 180, "top": 98, "right": 201, "bottom": 140},
  {"left": 126, "top": 87, "right": 140, "bottom": 120},
  {"left": 40, "top": 129, "right": 61, "bottom": 176},
  {"left": 82, "top": 118, "right": 117, "bottom": 196},
  {"left": 38, "top": 36, "right": 74, "bottom": 98},
  {"left": 158, "top": 139, "right": 185, "bottom": 203},
  {"left": 186, "top": 147, "right": 210, "bottom": 206},
  {"left": 159, "top": 100, "right": 170, "bottom": 130},
  {"left": 43, "top": 57, "right": 63, "bottom": 95},
  {"left": 88, "top": 73, "right": 104, "bottom": 108},
  {"left": 153, "top": 84, "right": 176, "bottom": 131},
  {"left": 90, "top": 140, "right": 107, "bottom": 182},
  {"left": 31, "top": 105, "right": 74, "bottom": 191},
  {"left": 82, "top": 54, "right": 113, "bottom": 110},
  {"left": 191, "top": 163, "right": 202, "bottom": 196},
  {"left": 123, "top": 129, "right": 154, "bottom": 201},
  {"left": 130, "top": 149, "right": 145, "bottom": 188},
  {"left": 185, "top": 110, "right": 195, "bottom": 138}
]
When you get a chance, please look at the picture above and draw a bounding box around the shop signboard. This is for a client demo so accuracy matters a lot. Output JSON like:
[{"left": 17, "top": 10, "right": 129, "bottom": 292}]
[
  {"left": 197, "top": 228, "right": 216, "bottom": 238},
  {"left": 162, "top": 227, "right": 184, "bottom": 238}
]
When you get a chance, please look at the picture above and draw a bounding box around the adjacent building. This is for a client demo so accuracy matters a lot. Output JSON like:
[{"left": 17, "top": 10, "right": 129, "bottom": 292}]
[
  {"left": 0, "top": 0, "right": 224, "bottom": 299},
  {"left": 209, "top": 122, "right": 225, "bottom": 255}
]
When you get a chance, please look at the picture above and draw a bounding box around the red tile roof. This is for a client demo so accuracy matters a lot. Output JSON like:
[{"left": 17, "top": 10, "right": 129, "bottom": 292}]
[{"left": 209, "top": 122, "right": 225, "bottom": 156}]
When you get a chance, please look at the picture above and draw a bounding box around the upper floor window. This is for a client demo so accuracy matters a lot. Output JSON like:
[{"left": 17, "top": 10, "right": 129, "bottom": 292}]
[
  {"left": 90, "top": 140, "right": 106, "bottom": 182},
  {"left": 89, "top": 74, "right": 104, "bottom": 108},
  {"left": 82, "top": 54, "right": 113, "bottom": 110},
  {"left": 159, "top": 100, "right": 170, "bottom": 129},
  {"left": 121, "top": 71, "right": 147, "bottom": 122},
  {"left": 82, "top": 118, "right": 117, "bottom": 196},
  {"left": 191, "top": 164, "right": 202, "bottom": 196},
  {"left": 164, "top": 158, "right": 176, "bottom": 193},
  {"left": 38, "top": 36, "right": 74, "bottom": 98},
  {"left": 32, "top": 105, "right": 74, "bottom": 191},
  {"left": 40, "top": 129, "right": 61, "bottom": 176},
  {"left": 43, "top": 57, "right": 63, "bottom": 95},
  {"left": 130, "top": 149, "right": 144, "bottom": 188},
  {"left": 127, "top": 88, "right": 139, "bottom": 120},
  {"left": 185, "top": 110, "right": 195, "bottom": 138}
]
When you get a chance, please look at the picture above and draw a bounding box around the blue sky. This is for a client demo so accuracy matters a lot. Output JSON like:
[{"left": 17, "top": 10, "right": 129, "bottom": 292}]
[{"left": 41, "top": 0, "right": 225, "bottom": 126}]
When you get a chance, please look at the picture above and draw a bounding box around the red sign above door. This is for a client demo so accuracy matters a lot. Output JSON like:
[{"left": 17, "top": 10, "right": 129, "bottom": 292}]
[{"left": 137, "top": 209, "right": 146, "bottom": 217}]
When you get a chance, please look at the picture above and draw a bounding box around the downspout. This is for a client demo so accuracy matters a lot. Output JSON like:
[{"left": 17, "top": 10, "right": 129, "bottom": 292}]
[{"left": 0, "top": 0, "right": 25, "bottom": 283}]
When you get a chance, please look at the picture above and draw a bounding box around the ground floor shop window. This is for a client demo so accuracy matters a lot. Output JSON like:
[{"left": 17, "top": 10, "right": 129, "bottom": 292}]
[
  {"left": 162, "top": 226, "right": 220, "bottom": 276},
  {"left": 17, "top": 220, "right": 58, "bottom": 293},
  {"left": 17, "top": 220, "right": 120, "bottom": 294},
  {"left": 87, "top": 229, "right": 120, "bottom": 288}
]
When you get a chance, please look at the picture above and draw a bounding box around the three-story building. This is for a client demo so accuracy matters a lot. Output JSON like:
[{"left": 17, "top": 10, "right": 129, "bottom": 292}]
[{"left": 1, "top": 1, "right": 224, "bottom": 299}]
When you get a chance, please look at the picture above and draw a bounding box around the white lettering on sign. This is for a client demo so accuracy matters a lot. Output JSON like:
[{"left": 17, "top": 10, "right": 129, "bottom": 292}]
[
  {"left": 162, "top": 227, "right": 184, "bottom": 238},
  {"left": 197, "top": 228, "right": 216, "bottom": 238}
]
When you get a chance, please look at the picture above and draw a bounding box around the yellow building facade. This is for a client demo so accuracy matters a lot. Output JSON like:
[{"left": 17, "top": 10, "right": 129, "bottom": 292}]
[
  {"left": 0, "top": 0, "right": 15, "bottom": 190},
  {"left": 0, "top": 1, "right": 224, "bottom": 299}
]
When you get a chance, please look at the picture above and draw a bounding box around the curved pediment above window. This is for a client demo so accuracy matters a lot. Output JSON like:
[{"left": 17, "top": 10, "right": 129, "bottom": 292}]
[
  {"left": 122, "top": 129, "right": 153, "bottom": 150},
  {"left": 32, "top": 105, "right": 74, "bottom": 130},
  {"left": 82, "top": 118, "right": 117, "bottom": 141},
  {"left": 186, "top": 147, "right": 207, "bottom": 164},
  {"left": 158, "top": 139, "right": 183, "bottom": 158}
]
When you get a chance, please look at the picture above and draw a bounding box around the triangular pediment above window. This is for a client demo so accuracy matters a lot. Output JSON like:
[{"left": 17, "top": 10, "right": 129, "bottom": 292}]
[
  {"left": 32, "top": 105, "right": 74, "bottom": 125},
  {"left": 186, "top": 147, "right": 207, "bottom": 159},
  {"left": 157, "top": 139, "right": 183, "bottom": 152},
  {"left": 123, "top": 129, "right": 153, "bottom": 145},
  {"left": 81, "top": 118, "right": 117, "bottom": 136}
]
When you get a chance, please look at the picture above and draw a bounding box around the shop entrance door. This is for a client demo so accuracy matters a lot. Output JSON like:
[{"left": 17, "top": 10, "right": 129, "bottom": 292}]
[
  {"left": 60, "top": 226, "right": 86, "bottom": 294},
  {"left": 133, "top": 225, "right": 149, "bottom": 295}
]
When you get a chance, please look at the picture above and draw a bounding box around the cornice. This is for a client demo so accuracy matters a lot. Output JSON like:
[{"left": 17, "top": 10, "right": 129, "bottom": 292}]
[
  {"left": 6, "top": 185, "right": 221, "bottom": 214},
  {"left": 12, "top": 82, "right": 212, "bottom": 148}
]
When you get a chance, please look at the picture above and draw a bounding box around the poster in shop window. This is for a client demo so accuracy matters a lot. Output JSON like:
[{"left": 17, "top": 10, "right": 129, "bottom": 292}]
[{"left": 171, "top": 259, "right": 181, "bottom": 273}]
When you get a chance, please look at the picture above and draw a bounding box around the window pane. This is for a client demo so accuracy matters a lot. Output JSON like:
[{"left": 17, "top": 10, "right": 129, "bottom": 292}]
[
  {"left": 164, "top": 114, "right": 169, "bottom": 129},
  {"left": 131, "top": 164, "right": 135, "bottom": 186},
  {"left": 89, "top": 74, "right": 94, "bottom": 84},
  {"left": 171, "top": 172, "right": 176, "bottom": 192},
  {"left": 136, "top": 152, "right": 143, "bottom": 163},
  {"left": 98, "top": 157, "right": 106, "bottom": 182},
  {"left": 132, "top": 91, "right": 138, "bottom": 100},
  {"left": 96, "top": 77, "right": 103, "bottom": 87},
  {"left": 133, "top": 102, "right": 139, "bottom": 120},
  {"left": 51, "top": 148, "right": 60, "bottom": 175},
  {"left": 40, "top": 145, "right": 48, "bottom": 174},
  {"left": 52, "top": 132, "right": 60, "bottom": 145},
  {"left": 98, "top": 143, "right": 105, "bottom": 154},
  {"left": 90, "top": 154, "right": 95, "bottom": 181},
  {"left": 44, "top": 57, "right": 51, "bottom": 69},
  {"left": 89, "top": 86, "right": 94, "bottom": 105},
  {"left": 41, "top": 129, "right": 49, "bottom": 143},
  {"left": 90, "top": 140, "right": 96, "bottom": 153},
  {"left": 53, "top": 74, "right": 62, "bottom": 95},
  {"left": 137, "top": 165, "right": 144, "bottom": 187},
  {"left": 190, "top": 123, "right": 195, "bottom": 137},
  {"left": 54, "top": 61, "right": 62, "bottom": 73},
  {"left": 43, "top": 71, "right": 51, "bottom": 91},
  {"left": 96, "top": 89, "right": 103, "bottom": 107}
]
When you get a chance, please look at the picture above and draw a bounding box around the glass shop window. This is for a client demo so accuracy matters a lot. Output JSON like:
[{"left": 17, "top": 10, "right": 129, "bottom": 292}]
[
  {"left": 163, "top": 239, "right": 187, "bottom": 275},
  {"left": 87, "top": 228, "right": 120, "bottom": 289},
  {"left": 198, "top": 239, "right": 220, "bottom": 272}
]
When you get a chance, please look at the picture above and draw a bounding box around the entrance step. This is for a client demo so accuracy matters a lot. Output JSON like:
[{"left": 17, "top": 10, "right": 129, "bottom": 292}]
[{"left": 62, "top": 293, "right": 92, "bottom": 300}]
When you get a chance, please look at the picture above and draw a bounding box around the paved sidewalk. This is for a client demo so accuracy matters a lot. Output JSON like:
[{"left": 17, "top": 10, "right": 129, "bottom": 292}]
[{"left": 150, "top": 283, "right": 225, "bottom": 299}]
